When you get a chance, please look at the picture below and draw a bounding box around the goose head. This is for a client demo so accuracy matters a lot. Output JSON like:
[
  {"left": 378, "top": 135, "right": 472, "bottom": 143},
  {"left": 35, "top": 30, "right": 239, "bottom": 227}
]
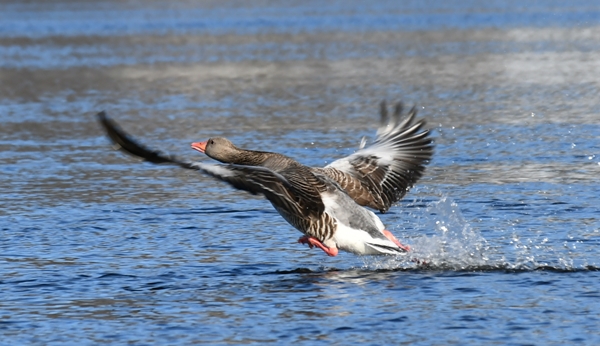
[{"left": 191, "top": 137, "right": 244, "bottom": 163}]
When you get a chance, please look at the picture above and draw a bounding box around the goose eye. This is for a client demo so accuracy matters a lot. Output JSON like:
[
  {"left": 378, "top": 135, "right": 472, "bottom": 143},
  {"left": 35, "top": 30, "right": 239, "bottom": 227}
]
[{"left": 209, "top": 139, "right": 214, "bottom": 145}]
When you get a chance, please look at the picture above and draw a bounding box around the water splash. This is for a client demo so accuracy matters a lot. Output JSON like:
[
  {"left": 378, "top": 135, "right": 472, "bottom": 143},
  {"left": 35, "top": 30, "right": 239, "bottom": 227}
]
[
  {"left": 361, "top": 195, "right": 597, "bottom": 272},
  {"left": 409, "top": 196, "right": 490, "bottom": 269},
  {"left": 362, "top": 196, "right": 490, "bottom": 270}
]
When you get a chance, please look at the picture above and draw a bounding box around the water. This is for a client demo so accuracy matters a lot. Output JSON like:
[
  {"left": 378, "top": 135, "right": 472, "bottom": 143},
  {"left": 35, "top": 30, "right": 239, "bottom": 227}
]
[{"left": 1, "top": 1, "right": 600, "bottom": 344}]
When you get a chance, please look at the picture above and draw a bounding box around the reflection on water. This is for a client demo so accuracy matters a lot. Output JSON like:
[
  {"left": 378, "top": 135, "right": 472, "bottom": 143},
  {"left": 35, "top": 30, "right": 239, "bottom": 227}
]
[{"left": 1, "top": 0, "right": 600, "bottom": 345}]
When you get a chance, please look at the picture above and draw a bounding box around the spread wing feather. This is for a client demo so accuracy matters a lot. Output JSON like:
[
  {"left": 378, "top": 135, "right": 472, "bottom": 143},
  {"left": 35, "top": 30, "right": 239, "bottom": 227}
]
[{"left": 321, "top": 101, "right": 434, "bottom": 213}]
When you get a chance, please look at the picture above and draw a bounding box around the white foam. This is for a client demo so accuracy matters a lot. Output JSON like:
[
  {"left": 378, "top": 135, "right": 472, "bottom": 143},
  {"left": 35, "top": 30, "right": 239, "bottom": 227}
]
[{"left": 361, "top": 195, "right": 490, "bottom": 270}]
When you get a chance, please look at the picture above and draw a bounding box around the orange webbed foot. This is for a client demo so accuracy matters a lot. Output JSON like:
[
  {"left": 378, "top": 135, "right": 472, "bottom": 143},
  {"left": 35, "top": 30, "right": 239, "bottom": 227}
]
[
  {"left": 297, "top": 236, "right": 339, "bottom": 256},
  {"left": 382, "top": 229, "right": 410, "bottom": 252},
  {"left": 297, "top": 236, "right": 314, "bottom": 249}
]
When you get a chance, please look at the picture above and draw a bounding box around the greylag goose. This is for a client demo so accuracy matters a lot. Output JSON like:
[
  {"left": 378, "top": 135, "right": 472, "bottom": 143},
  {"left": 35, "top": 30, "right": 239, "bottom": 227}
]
[
  {"left": 191, "top": 101, "right": 432, "bottom": 213},
  {"left": 96, "top": 107, "right": 429, "bottom": 256}
]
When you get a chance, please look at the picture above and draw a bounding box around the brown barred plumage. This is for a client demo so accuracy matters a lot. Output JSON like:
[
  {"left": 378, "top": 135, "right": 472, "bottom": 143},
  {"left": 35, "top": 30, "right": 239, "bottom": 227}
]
[
  {"left": 97, "top": 103, "right": 428, "bottom": 256},
  {"left": 195, "top": 101, "right": 433, "bottom": 213}
]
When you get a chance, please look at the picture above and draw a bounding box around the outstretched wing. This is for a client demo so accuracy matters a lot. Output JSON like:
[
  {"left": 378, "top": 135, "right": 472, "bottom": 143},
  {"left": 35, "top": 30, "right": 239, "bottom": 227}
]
[
  {"left": 96, "top": 111, "right": 325, "bottom": 220},
  {"left": 320, "top": 101, "right": 433, "bottom": 213},
  {"left": 97, "top": 111, "right": 176, "bottom": 164}
]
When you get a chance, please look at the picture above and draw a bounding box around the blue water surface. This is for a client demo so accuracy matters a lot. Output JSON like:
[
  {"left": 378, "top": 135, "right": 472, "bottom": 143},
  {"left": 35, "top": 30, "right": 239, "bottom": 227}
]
[{"left": 1, "top": 1, "right": 600, "bottom": 345}]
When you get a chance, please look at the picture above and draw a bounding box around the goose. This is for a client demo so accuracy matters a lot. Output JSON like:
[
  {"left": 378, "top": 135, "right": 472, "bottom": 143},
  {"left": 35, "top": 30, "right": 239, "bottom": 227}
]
[
  {"left": 191, "top": 101, "right": 432, "bottom": 213},
  {"left": 96, "top": 104, "right": 431, "bottom": 257}
]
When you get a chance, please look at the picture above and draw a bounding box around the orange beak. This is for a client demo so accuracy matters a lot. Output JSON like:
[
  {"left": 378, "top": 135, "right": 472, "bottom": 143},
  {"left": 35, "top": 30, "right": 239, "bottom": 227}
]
[{"left": 191, "top": 141, "right": 208, "bottom": 154}]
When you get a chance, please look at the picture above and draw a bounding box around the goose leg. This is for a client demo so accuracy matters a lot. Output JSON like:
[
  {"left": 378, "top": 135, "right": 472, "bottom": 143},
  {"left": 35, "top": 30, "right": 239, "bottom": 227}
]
[
  {"left": 297, "top": 236, "right": 339, "bottom": 257},
  {"left": 382, "top": 230, "right": 411, "bottom": 251}
]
